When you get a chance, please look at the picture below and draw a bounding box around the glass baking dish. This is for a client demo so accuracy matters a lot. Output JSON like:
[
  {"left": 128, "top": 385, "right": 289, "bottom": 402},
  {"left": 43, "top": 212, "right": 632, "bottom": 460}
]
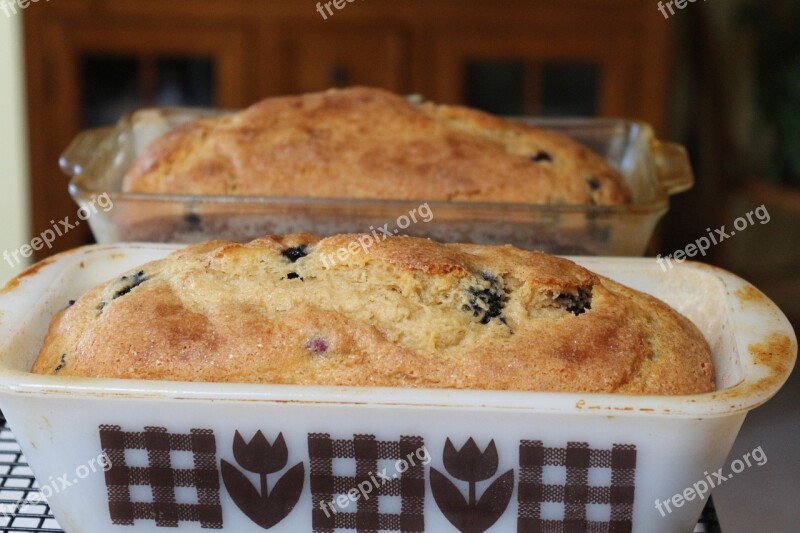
[{"left": 61, "top": 108, "right": 694, "bottom": 255}]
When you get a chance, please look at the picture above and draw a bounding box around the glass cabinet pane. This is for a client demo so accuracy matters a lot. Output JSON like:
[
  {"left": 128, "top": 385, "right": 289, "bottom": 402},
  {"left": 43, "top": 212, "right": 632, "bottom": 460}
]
[
  {"left": 80, "top": 55, "right": 140, "bottom": 127},
  {"left": 80, "top": 55, "right": 214, "bottom": 127},
  {"left": 465, "top": 61, "right": 600, "bottom": 117},
  {"left": 154, "top": 57, "right": 214, "bottom": 107}
]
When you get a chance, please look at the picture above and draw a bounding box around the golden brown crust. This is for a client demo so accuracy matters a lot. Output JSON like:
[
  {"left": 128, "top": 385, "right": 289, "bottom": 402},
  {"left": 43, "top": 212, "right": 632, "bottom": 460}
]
[
  {"left": 32, "top": 234, "right": 713, "bottom": 394},
  {"left": 123, "top": 87, "right": 631, "bottom": 205}
]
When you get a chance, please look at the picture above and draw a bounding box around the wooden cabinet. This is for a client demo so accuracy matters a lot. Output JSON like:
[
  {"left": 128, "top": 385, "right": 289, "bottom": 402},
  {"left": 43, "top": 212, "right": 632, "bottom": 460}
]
[
  {"left": 285, "top": 29, "right": 409, "bottom": 93},
  {"left": 23, "top": 0, "right": 672, "bottom": 258},
  {"left": 433, "top": 32, "right": 637, "bottom": 119},
  {"left": 25, "top": 16, "right": 254, "bottom": 254}
]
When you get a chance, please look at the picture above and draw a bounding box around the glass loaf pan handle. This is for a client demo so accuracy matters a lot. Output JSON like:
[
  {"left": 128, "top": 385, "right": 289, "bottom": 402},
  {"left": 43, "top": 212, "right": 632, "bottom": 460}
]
[
  {"left": 59, "top": 127, "right": 114, "bottom": 178},
  {"left": 652, "top": 140, "right": 695, "bottom": 196}
]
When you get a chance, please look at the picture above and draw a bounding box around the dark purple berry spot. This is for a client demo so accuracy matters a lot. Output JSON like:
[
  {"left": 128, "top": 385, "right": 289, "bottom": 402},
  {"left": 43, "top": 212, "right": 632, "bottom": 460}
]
[
  {"left": 530, "top": 151, "right": 553, "bottom": 163},
  {"left": 586, "top": 176, "right": 601, "bottom": 191},
  {"left": 464, "top": 271, "right": 508, "bottom": 325},
  {"left": 113, "top": 270, "right": 149, "bottom": 300},
  {"left": 281, "top": 246, "right": 308, "bottom": 263},
  {"left": 286, "top": 272, "right": 301, "bottom": 280},
  {"left": 306, "top": 337, "right": 329, "bottom": 355},
  {"left": 54, "top": 353, "right": 67, "bottom": 372},
  {"left": 555, "top": 288, "right": 593, "bottom": 316},
  {"left": 183, "top": 213, "right": 202, "bottom": 226}
]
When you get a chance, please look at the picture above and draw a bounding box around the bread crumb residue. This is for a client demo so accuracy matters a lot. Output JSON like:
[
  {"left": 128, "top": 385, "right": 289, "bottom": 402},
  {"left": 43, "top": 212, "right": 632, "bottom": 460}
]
[
  {"left": 735, "top": 286, "right": 769, "bottom": 306},
  {"left": 749, "top": 333, "right": 795, "bottom": 385}
]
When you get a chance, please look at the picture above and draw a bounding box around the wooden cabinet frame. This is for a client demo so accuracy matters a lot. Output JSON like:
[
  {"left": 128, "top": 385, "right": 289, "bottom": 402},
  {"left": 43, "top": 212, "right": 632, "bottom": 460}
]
[
  {"left": 25, "top": 16, "right": 253, "bottom": 253},
  {"left": 23, "top": 0, "right": 672, "bottom": 258}
]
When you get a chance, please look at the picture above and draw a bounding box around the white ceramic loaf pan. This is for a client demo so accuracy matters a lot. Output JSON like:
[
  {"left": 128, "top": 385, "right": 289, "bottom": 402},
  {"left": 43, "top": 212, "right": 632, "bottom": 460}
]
[{"left": 0, "top": 244, "right": 795, "bottom": 533}]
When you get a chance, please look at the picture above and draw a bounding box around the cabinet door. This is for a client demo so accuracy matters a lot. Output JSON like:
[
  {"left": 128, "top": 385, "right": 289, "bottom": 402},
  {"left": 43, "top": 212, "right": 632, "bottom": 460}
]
[
  {"left": 430, "top": 31, "right": 642, "bottom": 121},
  {"left": 25, "top": 19, "right": 253, "bottom": 258},
  {"left": 285, "top": 29, "right": 409, "bottom": 94}
]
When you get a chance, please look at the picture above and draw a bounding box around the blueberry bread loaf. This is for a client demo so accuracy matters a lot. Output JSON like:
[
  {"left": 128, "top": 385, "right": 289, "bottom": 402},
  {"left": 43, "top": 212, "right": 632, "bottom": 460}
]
[
  {"left": 32, "top": 234, "right": 713, "bottom": 394},
  {"left": 123, "top": 87, "right": 631, "bottom": 205}
]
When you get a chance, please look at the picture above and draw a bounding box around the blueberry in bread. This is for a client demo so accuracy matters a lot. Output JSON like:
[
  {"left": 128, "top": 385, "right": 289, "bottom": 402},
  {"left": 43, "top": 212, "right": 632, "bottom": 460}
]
[
  {"left": 123, "top": 87, "right": 631, "bottom": 206},
  {"left": 32, "top": 234, "right": 713, "bottom": 395}
]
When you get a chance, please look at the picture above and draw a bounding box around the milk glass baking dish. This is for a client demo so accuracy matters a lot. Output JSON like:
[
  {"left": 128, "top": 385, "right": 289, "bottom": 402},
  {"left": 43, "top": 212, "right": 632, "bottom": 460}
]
[
  {"left": 61, "top": 109, "right": 693, "bottom": 255},
  {"left": 0, "top": 244, "right": 794, "bottom": 532}
]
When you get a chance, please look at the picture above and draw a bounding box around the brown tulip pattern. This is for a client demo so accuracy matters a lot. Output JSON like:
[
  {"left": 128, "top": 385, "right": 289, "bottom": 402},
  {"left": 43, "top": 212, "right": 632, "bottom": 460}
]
[
  {"left": 430, "top": 438, "right": 514, "bottom": 533},
  {"left": 221, "top": 431, "right": 304, "bottom": 529},
  {"left": 99, "top": 425, "right": 636, "bottom": 531}
]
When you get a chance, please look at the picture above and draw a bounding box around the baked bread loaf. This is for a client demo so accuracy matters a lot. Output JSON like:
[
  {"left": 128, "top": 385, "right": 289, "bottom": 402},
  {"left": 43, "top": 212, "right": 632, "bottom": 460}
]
[
  {"left": 123, "top": 87, "right": 631, "bottom": 205},
  {"left": 32, "top": 234, "right": 713, "bottom": 395}
]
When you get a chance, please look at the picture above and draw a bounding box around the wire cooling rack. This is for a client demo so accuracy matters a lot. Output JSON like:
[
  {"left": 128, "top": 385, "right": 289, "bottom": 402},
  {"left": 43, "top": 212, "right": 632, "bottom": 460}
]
[
  {"left": 0, "top": 412, "right": 720, "bottom": 533},
  {"left": 0, "top": 413, "right": 61, "bottom": 532},
  {"left": 694, "top": 497, "right": 722, "bottom": 533}
]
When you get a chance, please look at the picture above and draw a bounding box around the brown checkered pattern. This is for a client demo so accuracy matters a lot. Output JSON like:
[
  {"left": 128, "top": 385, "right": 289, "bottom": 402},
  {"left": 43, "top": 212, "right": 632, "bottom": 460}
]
[
  {"left": 99, "top": 425, "right": 222, "bottom": 529},
  {"left": 518, "top": 441, "right": 636, "bottom": 533},
  {"left": 308, "top": 433, "right": 425, "bottom": 533}
]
